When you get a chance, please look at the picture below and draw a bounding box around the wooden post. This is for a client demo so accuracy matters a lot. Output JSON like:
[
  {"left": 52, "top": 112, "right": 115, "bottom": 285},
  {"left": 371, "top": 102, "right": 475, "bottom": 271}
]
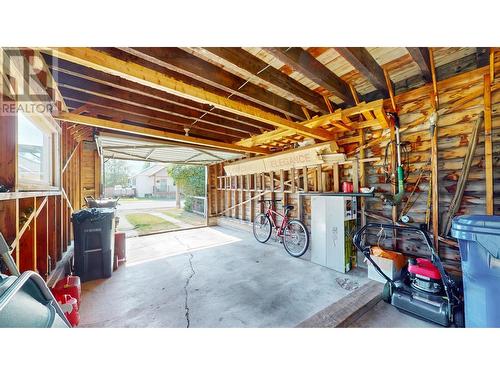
[
  {"left": 239, "top": 175, "right": 244, "bottom": 221},
  {"left": 280, "top": 169, "right": 285, "bottom": 207},
  {"left": 352, "top": 160, "right": 359, "bottom": 193},
  {"left": 302, "top": 167, "right": 308, "bottom": 192},
  {"left": 429, "top": 48, "right": 440, "bottom": 252},
  {"left": 359, "top": 130, "right": 367, "bottom": 226},
  {"left": 484, "top": 74, "right": 494, "bottom": 215},
  {"left": 250, "top": 174, "right": 256, "bottom": 222},
  {"left": 315, "top": 165, "right": 323, "bottom": 192},
  {"left": 214, "top": 166, "right": 219, "bottom": 216},
  {"left": 389, "top": 124, "right": 398, "bottom": 250},
  {"left": 332, "top": 163, "right": 340, "bottom": 192}
]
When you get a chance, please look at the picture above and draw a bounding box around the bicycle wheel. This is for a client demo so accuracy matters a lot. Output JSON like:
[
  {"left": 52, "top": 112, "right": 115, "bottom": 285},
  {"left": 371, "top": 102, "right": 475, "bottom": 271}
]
[
  {"left": 253, "top": 213, "right": 272, "bottom": 243},
  {"left": 282, "top": 219, "right": 309, "bottom": 257}
]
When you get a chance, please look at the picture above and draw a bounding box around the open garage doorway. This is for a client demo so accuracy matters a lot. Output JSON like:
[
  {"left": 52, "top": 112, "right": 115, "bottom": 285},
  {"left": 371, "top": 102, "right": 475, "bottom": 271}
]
[{"left": 97, "top": 132, "right": 243, "bottom": 237}]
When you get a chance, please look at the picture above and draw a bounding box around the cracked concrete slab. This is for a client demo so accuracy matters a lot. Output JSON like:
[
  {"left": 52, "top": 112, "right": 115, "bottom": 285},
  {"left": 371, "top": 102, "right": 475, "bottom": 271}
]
[{"left": 78, "top": 226, "right": 370, "bottom": 328}]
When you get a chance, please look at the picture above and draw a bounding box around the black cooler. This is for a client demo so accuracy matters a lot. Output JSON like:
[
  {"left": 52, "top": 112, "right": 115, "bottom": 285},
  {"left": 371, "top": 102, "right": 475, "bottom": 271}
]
[{"left": 72, "top": 208, "right": 115, "bottom": 282}]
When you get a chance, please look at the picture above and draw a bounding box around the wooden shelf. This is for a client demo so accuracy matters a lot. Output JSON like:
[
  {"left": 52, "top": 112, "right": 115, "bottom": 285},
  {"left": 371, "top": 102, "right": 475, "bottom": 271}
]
[{"left": 0, "top": 190, "right": 61, "bottom": 201}]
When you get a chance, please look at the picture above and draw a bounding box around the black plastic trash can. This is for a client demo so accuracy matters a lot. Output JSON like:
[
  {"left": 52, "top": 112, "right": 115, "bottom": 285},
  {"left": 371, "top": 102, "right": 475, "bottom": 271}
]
[
  {"left": 451, "top": 215, "right": 500, "bottom": 328},
  {"left": 72, "top": 208, "right": 115, "bottom": 282}
]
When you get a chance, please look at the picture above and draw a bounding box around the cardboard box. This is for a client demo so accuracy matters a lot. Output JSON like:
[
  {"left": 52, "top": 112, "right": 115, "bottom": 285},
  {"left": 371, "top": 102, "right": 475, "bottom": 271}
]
[{"left": 367, "top": 255, "right": 403, "bottom": 284}]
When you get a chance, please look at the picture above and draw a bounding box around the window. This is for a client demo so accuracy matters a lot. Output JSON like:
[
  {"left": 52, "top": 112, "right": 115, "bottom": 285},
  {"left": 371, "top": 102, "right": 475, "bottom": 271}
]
[{"left": 17, "top": 111, "right": 57, "bottom": 188}]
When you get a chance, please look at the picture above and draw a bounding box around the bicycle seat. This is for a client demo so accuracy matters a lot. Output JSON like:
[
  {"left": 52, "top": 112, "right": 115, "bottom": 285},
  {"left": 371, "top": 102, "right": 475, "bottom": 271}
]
[{"left": 284, "top": 205, "right": 294, "bottom": 211}]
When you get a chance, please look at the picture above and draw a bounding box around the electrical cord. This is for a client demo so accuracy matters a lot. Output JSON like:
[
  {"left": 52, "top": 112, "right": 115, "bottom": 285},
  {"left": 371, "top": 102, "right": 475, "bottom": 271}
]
[{"left": 382, "top": 139, "right": 411, "bottom": 185}]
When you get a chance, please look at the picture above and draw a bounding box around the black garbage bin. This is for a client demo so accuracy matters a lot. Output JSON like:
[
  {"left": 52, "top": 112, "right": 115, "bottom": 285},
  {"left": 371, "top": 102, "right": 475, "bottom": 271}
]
[{"left": 72, "top": 208, "right": 115, "bottom": 282}]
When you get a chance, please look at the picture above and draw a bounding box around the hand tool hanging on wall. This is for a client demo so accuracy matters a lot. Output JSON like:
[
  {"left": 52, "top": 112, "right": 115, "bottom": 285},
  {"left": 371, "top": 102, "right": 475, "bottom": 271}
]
[
  {"left": 399, "top": 161, "right": 429, "bottom": 223},
  {"left": 441, "top": 112, "right": 484, "bottom": 236},
  {"left": 380, "top": 113, "right": 409, "bottom": 206}
]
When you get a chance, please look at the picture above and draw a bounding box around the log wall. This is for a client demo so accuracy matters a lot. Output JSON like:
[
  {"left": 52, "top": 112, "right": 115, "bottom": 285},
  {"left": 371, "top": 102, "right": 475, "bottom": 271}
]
[{"left": 209, "top": 66, "right": 499, "bottom": 273}]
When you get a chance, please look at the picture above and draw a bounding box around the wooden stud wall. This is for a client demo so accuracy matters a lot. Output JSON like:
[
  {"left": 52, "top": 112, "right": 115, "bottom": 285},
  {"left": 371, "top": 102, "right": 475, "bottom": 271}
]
[{"left": 0, "top": 110, "right": 100, "bottom": 281}]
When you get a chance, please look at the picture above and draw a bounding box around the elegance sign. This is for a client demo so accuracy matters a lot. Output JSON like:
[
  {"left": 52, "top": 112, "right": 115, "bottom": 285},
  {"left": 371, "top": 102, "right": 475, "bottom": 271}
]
[{"left": 224, "top": 141, "right": 344, "bottom": 176}]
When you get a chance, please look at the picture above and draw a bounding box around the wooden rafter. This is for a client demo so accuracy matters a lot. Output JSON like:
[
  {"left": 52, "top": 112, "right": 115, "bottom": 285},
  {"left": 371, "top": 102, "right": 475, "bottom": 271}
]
[
  {"left": 46, "top": 55, "right": 276, "bottom": 132},
  {"left": 203, "top": 47, "right": 332, "bottom": 114},
  {"left": 383, "top": 68, "right": 397, "bottom": 112},
  {"left": 48, "top": 48, "right": 334, "bottom": 142},
  {"left": 335, "top": 47, "right": 389, "bottom": 95},
  {"left": 51, "top": 65, "right": 274, "bottom": 135},
  {"left": 56, "top": 76, "right": 264, "bottom": 137},
  {"left": 115, "top": 47, "right": 306, "bottom": 120},
  {"left": 263, "top": 47, "right": 355, "bottom": 105},
  {"left": 78, "top": 101, "right": 241, "bottom": 142},
  {"left": 237, "top": 99, "right": 386, "bottom": 147},
  {"left": 406, "top": 47, "right": 432, "bottom": 82},
  {"left": 55, "top": 112, "right": 270, "bottom": 155}
]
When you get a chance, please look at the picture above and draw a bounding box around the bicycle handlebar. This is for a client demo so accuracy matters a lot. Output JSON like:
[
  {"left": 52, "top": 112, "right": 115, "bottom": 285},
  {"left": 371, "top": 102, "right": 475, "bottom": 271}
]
[{"left": 257, "top": 199, "right": 281, "bottom": 203}]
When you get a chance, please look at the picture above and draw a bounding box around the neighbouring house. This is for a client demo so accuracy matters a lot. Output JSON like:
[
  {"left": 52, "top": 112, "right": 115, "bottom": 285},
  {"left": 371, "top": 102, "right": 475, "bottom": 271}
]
[{"left": 130, "top": 164, "right": 176, "bottom": 198}]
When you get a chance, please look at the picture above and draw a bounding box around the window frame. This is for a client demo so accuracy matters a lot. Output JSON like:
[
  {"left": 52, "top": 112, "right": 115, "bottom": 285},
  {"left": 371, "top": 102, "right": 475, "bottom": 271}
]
[{"left": 17, "top": 109, "right": 60, "bottom": 191}]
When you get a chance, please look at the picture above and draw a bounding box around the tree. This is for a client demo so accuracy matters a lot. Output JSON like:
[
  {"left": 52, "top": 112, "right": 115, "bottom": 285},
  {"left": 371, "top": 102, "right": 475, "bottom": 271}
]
[
  {"left": 167, "top": 165, "right": 205, "bottom": 212},
  {"left": 104, "top": 159, "right": 130, "bottom": 187}
]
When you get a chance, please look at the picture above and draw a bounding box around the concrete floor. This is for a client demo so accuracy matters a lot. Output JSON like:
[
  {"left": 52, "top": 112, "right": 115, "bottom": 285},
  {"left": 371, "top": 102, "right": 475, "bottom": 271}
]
[
  {"left": 79, "top": 225, "right": 369, "bottom": 328},
  {"left": 349, "top": 300, "right": 438, "bottom": 328}
]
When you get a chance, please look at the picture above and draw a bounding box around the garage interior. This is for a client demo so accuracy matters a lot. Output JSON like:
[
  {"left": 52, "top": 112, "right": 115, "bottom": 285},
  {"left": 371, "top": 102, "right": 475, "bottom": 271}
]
[{"left": 1, "top": 46, "right": 499, "bottom": 328}]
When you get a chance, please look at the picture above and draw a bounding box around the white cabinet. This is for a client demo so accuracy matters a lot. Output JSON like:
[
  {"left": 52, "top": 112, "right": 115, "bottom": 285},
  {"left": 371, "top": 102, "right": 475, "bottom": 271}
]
[{"left": 311, "top": 196, "right": 356, "bottom": 273}]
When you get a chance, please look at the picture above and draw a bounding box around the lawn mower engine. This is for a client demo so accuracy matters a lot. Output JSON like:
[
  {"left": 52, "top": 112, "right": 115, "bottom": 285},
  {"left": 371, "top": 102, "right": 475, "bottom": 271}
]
[
  {"left": 408, "top": 258, "right": 442, "bottom": 294},
  {"left": 354, "top": 224, "right": 464, "bottom": 327}
]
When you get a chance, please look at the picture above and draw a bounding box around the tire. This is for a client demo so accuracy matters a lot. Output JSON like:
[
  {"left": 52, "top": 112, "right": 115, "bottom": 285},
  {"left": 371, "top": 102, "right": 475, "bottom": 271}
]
[
  {"left": 253, "top": 213, "right": 272, "bottom": 243},
  {"left": 382, "top": 282, "right": 393, "bottom": 303},
  {"left": 282, "top": 219, "right": 309, "bottom": 257},
  {"left": 453, "top": 306, "right": 465, "bottom": 328}
]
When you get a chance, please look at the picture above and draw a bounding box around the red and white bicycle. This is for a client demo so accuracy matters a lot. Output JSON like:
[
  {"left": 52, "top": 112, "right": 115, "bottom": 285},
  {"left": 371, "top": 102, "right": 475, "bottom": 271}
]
[{"left": 252, "top": 199, "right": 310, "bottom": 257}]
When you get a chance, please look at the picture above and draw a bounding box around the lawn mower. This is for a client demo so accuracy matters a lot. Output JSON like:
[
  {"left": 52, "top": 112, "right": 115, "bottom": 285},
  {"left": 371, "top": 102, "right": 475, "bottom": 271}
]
[{"left": 353, "top": 223, "right": 464, "bottom": 327}]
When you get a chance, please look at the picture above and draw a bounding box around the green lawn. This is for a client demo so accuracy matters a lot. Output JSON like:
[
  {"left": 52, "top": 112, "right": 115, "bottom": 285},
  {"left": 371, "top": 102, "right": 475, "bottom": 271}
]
[
  {"left": 125, "top": 213, "right": 179, "bottom": 235},
  {"left": 160, "top": 208, "right": 205, "bottom": 226}
]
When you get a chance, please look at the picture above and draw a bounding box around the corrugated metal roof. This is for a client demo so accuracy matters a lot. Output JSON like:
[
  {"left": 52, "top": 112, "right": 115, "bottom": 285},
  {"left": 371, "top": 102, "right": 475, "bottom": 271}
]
[{"left": 97, "top": 133, "right": 244, "bottom": 165}]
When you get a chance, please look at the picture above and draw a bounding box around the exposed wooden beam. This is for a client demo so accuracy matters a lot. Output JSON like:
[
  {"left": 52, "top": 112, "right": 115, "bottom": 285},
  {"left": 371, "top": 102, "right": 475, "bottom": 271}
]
[
  {"left": 429, "top": 48, "right": 439, "bottom": 108},
  {"left": 63, "top": 92, "right": 244, "bottom": 142},
  {"left": 263, "top": 47, "right": 355, "bottom": 105},
  {"left": 406, "top": 48, "right": 432, "bottom": 82},
  {"left": 203, "top": 47, "right": 332, "bottom": 114},
  {"left": 490, "top": 48, "right": 496, "bottom": 82},
  {"left": 18, "top": 49, "right": 68, "bottom": 112},
  {"left": 48, "top": 48, "right": 334, "bottom": 142},
  {"left": 82, "top": 101, "right": 242, "bottom": 141},
  {"left": 54, "top": 72, "right": 265, "bottom": 136},
  {"left": 335, "top": 48, "right": 389, "bottom": 95},
  {"left": 237, "top": 100, "right": 385, "bottom": 147},
  {"left": 383, "top": 68, "right": 397, "bottom": 112},
  {"left": 323, "top": 95, "right": 334, "bottom": 113},
  {"left": 45, "top": 55, "right": 275, "bottom": 132},
  {"left": 116, "top": 47, "right": 306, "bottom": 120},
  {"left": 55, "top": 112, "right": 270, "bottom": 155}
]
